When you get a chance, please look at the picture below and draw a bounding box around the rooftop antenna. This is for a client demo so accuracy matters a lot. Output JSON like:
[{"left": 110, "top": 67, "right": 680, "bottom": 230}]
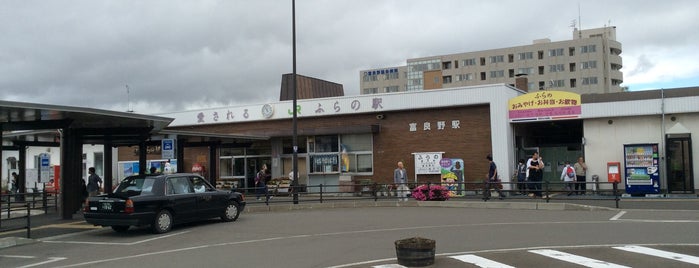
[
  {"left": 578, "top": 3, "right": 582, "bottom": 39},
  {"left": 125, "top": 84, "right": 134, "bottom": 113}
]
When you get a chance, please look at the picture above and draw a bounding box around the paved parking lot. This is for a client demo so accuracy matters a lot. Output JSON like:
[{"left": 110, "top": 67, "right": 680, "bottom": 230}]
[{"left": 0, "top": 199, "right": 698, "bottom": 267}]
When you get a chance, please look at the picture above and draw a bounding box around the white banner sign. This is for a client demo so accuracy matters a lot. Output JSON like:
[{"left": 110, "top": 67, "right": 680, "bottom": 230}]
[{"left": 412, "top": 152, "right": 444, "bottom": 175}]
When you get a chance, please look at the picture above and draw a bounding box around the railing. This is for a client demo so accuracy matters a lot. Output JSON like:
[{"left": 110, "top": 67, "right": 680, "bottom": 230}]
[
  {"left": 0, "top": 202, "right": 32, "bottom": 238},
  {"left": 0, "top": 190, "right": 59, "bottom": 237},
  {"left": 232, "top": 180, "right": 622, "bottom": 208}
]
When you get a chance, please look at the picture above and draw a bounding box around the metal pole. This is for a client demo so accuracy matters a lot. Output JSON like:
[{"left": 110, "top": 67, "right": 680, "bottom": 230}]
[{"left": 291, "top": 0, "right": 299, "bottom": 204}]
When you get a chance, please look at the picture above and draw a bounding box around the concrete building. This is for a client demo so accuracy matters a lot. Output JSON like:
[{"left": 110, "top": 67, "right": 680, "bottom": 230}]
[{"left": 360, "top": 26, "right": 623, "bottom": 94}]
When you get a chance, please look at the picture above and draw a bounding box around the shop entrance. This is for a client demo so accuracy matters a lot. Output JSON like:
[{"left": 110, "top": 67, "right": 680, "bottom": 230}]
[
  {"left": 666, "top": 135, "right": 694, "bottom": 193},
  {"left": 513, "top": 120, "right": 584, "bottom": 184}
]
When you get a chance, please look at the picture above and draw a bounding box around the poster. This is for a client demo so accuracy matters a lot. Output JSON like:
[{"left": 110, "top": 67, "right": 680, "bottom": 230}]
[{"left": 440, "top": 158, "right": 464, "bottom": 196}]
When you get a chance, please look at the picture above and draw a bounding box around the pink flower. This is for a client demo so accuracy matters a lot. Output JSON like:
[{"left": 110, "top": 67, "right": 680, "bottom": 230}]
[{"left": 411, "top": 184, "right": 450, "bottom": 201}]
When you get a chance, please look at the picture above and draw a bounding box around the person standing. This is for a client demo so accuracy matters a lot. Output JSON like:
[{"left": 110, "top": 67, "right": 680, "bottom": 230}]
[
  {"left": 560, "top": 161, "right": 576, "bottom": 196},
  {"left": 516, "top": 159, "right": 527, "bottom": 195},
  {"left": 288, "top": 170, "right": 295, "bottom": 195},
  {"left": 527, "top": 152, "right": 544, "bottom": 197},
  {"left": 574, "top": 156, "right": 588, "bottom": 195},
  {"left": 10, "top": 172, "right": 19, "bottom": 200},
  {"left": 483, "top": 154, "right": 505, "bottom": 200},
  {"left": 87, "top": 167, "right": 103, "bottom": 196},
  {"left": 394, "top": 161, "right": 409, "bottom": 201}
]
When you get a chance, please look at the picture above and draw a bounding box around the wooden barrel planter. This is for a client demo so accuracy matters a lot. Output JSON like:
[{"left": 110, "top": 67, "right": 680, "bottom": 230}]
[{"left": 394, "top": 237, "right": 436, "bottom": 267}]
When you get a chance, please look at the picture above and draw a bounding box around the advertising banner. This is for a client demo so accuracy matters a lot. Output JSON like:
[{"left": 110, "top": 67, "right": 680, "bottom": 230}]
[{"left": 508, "top": 90, "right": 581, "bottom": 122}]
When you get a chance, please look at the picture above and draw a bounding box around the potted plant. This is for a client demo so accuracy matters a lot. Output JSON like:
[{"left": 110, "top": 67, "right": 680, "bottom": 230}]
[{"left": 394, "top": 237, "right": 436, "bottom": 266}]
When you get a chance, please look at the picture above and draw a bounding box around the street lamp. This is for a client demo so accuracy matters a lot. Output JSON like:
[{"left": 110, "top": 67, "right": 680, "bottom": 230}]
[{"left": 291, "top": 0, "right": 299, "bottom": 204}]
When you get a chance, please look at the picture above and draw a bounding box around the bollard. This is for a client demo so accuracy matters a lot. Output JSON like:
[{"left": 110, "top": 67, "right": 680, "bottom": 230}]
[
  {"left": 26, "top": 203, "right": 31, "bottom": 238},
  {"left": 319, "top": 184, "right": 323, "bottom": 203},
  {"left": 613, "top": 182, "right": 620, "bottom": 208}
]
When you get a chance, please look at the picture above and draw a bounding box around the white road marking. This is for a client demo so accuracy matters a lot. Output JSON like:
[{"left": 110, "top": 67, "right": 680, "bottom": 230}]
[
  {"left": 17, "top": 257, "right": 67, "bottom": 268},
  {"left": 450, "top": 254, "right": 515, "bottom": 268},
  {"left": 609, "top": 210, "right": 626, "bottom": 221},
  {"left": 0, "top": 255, "right": 36, "bottom": 259},
  {"left": 42, "top": 231, "right": 189, "bottom": 246},
  {"left": 529, "top": 249, "right": 630, "bottom": 268},
  {"left": 613, "top": 245, "right": 699, "bottom": 265}
]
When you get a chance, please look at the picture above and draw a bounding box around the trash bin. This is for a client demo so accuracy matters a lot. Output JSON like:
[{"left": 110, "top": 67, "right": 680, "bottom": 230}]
[{"left": 394, "top": 237, "right": 435, "bottom": 267}]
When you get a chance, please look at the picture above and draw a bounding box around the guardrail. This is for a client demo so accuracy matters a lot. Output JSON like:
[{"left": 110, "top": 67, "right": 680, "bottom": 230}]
[{"left": 233, "top": 180, "right": 622, "bottom": 208}]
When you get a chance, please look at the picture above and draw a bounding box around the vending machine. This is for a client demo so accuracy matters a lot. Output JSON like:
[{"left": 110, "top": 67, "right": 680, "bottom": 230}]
[{"left": 623, "top": 143, "right": 660, "bottom": 195}]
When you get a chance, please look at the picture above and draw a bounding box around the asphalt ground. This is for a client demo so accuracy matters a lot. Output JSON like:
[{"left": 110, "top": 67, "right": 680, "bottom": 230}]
[
  {"left": 1, "top": 194, "right": 697, "bottom": 244},
  {"left": 0, "top": 195, "right": 698, "bottom": 268}
]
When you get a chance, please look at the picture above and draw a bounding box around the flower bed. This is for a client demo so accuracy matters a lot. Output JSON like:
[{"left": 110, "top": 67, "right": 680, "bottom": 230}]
[{"left": 411, "top": 184, "right": 450, "bottom": 201}]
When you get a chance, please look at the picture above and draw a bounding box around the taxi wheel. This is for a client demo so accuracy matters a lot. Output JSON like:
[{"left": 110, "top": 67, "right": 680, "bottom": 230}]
[
  {"left": 111, "top": 225, "right": 130, "bottom": 232},
  {"left": 221, "top": 201, "right": 240, "bottom": 222},
  {"left": 151, "top": 210, "right": 173, "bottom": 234}
]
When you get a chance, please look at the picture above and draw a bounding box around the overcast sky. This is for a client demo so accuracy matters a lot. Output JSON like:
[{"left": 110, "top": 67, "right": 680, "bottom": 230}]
[{"left": 1, "top": 0, "right": 698, "bottom": 115}]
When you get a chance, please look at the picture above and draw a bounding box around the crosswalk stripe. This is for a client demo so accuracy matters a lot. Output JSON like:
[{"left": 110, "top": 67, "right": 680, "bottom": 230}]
[
  {"left": 613, "top": 245, "right": 699, "bottom": 265},
  {"left": 529, "top": 249, "right": 630, "bottom": 268},
  {"left": 449, "top": 254, "right": 516, "bottom": 268},
  {"left": 372, "top": 265, "right": 406, "bottom": 268}
]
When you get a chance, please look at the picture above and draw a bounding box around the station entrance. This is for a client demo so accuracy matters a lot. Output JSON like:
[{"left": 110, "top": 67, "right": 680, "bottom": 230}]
[{"left": 513, "top": 119, "right": 584, "bottom": 184}]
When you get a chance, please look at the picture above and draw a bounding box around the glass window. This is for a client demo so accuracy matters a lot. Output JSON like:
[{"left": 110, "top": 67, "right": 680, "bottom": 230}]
[
  {"left": 548, "top": 48, "right": 564, "bottom": 57},
  {"left": 315, "top": 135, "right": 339, "bottom": 153},
  {"left": 310, "top": 154, "right": 339, "bottom": 173},
  {"left": 234, "top": 158, "right": 245, "bottom": 176},
  {"left": 548, "top": 64, "right": 565, "bottom": 72},
  {"left": 581, "top": 44, "right": 596, "bottom": 53},
  {"left": 581, "top": 61, "right": 597, "bottom": 69},
  {"left": 221, "top": 148, "right": 244, "bottom": 156},
  {"left": 220, "top": 158, "right": 233, "bottom": 177},
  {"left": 518, "top": 52, "right": 533, "bottom": 60},
  {"left": 363, "top": 88, "right": 378, "bottom": 94},
  {"left": 489, "top": 55, "right": 504, "bottom": 63},
  {"left": 341, "top": 134, "right": 372, "bottom": 151},
  {"left": 489, "top": 70, "right": 504, "bottom": 78},
  {"left": 168, "top": 177, "right": 193, "bottom": 195}
]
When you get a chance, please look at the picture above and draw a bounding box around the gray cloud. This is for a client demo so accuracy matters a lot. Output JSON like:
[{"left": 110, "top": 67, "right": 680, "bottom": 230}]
[{"left": 1, "top": 0, "right": 698, "bottom": 114}]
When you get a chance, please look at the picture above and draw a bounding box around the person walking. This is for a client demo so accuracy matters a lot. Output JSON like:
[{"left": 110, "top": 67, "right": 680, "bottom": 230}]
[
  {"left": 560, "top": 161, "right": 576, "bottom": 196},
  {"left": 394, "top": 161, "right": 409, "bottom": 201},
  {"left": 87, "top": 167, "right": 103, "bottom": 196},
  {"left": 255, "top": 164, "right": 271, "bottom": 202},
  {"left": 483, "top": 154, "right": 505, "bottom": 200},
  {"left": 527, "top": 152, "right": 544, "bottom": 198},
  {"left": 574, "top": 156, "right": 588, "bottom": 195}
]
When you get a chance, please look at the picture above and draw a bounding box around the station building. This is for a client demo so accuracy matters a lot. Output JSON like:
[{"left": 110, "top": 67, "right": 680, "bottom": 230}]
[{"left": 150, "top": 84, "right": 698, "bottom": 195}]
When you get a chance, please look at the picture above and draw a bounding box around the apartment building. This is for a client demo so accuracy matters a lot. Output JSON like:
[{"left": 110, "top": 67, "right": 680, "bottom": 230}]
[{"left": 360, "top": 26, "right": 623, "bottom": 94}]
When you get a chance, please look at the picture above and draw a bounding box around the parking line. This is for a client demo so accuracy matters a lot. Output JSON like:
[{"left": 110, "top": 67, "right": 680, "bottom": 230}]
[
  {"left": 529, "top": 249, "right": 630, "bottom": 268},
  {"left": 613, "top": 245, "right": 699, "bottom": 265},
  {"left": 17, "top": 257, "right": 67, "bottom": 268},
  {"left": 42, "top": 231, "right": 189, "bottom": 246},
  {"left": 609, "top": 210, "right": 626, "bottom": 221},
  {"left": 450, "top": 254, "right": 515, "bottom": 268}
]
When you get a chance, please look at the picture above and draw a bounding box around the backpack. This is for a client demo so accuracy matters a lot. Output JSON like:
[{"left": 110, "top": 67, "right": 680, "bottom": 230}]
[{"left": 566, "top": 166, "right": 575, "bottom": 179}]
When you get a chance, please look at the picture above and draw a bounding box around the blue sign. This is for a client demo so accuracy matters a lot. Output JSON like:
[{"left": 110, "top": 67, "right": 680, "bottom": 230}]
[
  {"left": 162, "top": 139, "right": 175, "bottom": 159},
  {"left": 39, "top": 154, "right": 50, "bottom": 183}
]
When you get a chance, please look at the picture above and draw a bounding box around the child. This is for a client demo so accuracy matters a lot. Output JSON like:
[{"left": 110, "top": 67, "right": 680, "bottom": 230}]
[{"left": 560, "top": 161, "right": 576, "bottom": 196}]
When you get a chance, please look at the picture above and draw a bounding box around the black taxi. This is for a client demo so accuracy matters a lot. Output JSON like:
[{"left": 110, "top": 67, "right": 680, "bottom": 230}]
[{"left": 84, "top": 173, "right": 245, "bottom": 233}]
